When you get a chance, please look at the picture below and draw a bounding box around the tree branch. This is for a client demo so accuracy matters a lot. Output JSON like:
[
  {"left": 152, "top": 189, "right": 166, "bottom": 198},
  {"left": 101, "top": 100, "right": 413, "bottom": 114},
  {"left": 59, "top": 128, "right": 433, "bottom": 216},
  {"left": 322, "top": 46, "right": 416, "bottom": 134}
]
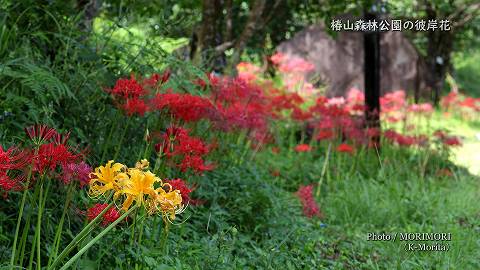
[
  {"left": 228, "top": 0, "right": 267, "bottom": 71},
  {"left": 214, "top": 41, "right": 234, "bottom": 53},
  {"left": 450, "top": 3, "right": 480, "bottom": 28},
  {"left": 260, "top": 0, "right": 283, "bottom": 28},
  {"left": 224, "top": 0, "right": 233, "bottom": 42}
]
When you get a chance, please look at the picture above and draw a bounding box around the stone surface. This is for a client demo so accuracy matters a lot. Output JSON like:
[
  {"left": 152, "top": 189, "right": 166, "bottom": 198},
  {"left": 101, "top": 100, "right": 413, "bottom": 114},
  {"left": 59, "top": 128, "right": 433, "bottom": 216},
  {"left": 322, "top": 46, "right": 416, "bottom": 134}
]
[{"left": 276, "top": 20, "right": 428, "bottom": 97}]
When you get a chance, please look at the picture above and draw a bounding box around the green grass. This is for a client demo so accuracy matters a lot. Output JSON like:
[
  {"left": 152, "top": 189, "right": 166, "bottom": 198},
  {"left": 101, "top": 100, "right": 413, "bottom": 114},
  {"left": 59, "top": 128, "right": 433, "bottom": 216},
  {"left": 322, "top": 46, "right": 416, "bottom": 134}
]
[
  {"left": 320, "top": 172, "right": 479, "bottom": 269},
  {"left": 247, "top": 113, "right": 480, "bottom": 269},
  {"left": 453, "top": 51, "right": 480, "bottom": 97},
  {"left": 160, "top": 139, "right": 480, "bottom": 269},
  {"left": 427, "top": 113, "right": 480, "bottom": 176}
]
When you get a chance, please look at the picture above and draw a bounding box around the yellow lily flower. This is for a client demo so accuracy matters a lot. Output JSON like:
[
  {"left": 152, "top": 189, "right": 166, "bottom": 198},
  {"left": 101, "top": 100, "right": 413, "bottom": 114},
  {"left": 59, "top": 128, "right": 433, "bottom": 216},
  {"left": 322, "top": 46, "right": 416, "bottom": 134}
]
[
  {"left": 135, "top": 159, "right": 150, "bottom": 170},
  {"left": 148, "top": 185, "right": 183, "bottom": 221},
  {"left": 89, "top": 160, "right": 127, "bottom": 198},
  {"left": 88, "top": 160, "right": 186, "bottom": 222},
  {"left": 121, "top": 169, "right": 159, "bottom": 211}
]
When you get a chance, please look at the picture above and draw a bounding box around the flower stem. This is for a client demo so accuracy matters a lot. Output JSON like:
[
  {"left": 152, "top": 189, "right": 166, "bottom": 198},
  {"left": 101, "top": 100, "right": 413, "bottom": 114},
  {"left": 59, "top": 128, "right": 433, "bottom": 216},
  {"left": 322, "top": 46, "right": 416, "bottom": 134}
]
[
  {"left": 134, "top": 213, "right": 145, "bottom": 269},
  {"left": 27, "top": 226, "right": 38, "bottom": 270},
  {"left": 48, "top": 200, "right": 114, "bottom": 270},
  {"left": 47, "top": 183, "right": 74, "bottom": 268},
  {"left": 101, "top": 116, "right": 118, "bottom": 162},
  {"left": 58, "top": 206, "right": 137, "bottom": 270},
  {"left": 9, "top": 169, "right": 33, "bottom": 269},
  {"left": 316, "top": 142, "right": 332, "bottom": 197},
  {"left": 35, "top": 180, "right": 45, "bottom": 270},
  {"left": 17, "top": 212, "right": 32, "bottom": 266},
  {"left": 160, "top": 221, "right": 170, "bottom": 253},
  {"left": 130, "top": 206, "right": 139, "bottom": 245},
  {"left": 152, "top": 216, "right": 159, "bottom": 242},
  {"left": 113, "top": 117, "right": 132, "bottom": 160},
  {"left": 28, "top": 179, "right": 43, "bottom": 270}
]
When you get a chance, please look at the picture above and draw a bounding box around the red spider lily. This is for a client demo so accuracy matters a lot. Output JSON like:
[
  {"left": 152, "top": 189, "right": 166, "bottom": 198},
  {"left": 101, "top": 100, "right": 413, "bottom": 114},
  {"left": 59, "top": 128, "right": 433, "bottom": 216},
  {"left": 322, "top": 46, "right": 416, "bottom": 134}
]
[
  {"left": 434, "top": 130, "right": 462, "bottom": 147},
  {"left": 214, "top": 102, "right": 269, "bottom": 132},
  {"left": 150, "top": 92, "right": 215, "bottom": 122},
  {"left": 0, "top": 145, "right": 31, "bottom": 192},
  {"left": 0, "top": 146, "right": 33, "bottom": 170},
  {"left": 272, "top": 53, "right": 315, "bottom": 74},
  {"left": 383, "top": 130, "right": 399, "bottom": 141},
  {"left": 154, "top": 126, "right": 214, "bottom": 174},
  {"left": 366, "top": 128, "right": 380, "bottom": 138},
  {"left": 142, "top": 73, "right": 160, "bottom": 88},
  {"left": 51, "top": 130, "right": 71, "bottom": 146},
  {"left": 141, "top": 71, "right": 170, "bottom": 88},
  {"left": 165, "top": 178, "right": 192, "bottom": 203},
  {"left": 60, "top": 162, "right": 92, "bottom": 187},
  {"left": 86, "top": 203, "right": 121, "bottom": 226},
  {"left": 316, "top": 117, "right": 338, "bottom": 131},
  {"left": 461, "top": 96, "right": 479, "bottom": 111},
  {"left": 380, "top": 90, "right": 406, "bottom": 113},
  {"left": 346, "top": 88, "right": 364, "bottom": 106},
  {"left": 270, "top": 52, "right": 285, "bottom": 65},
  {"left": 249, "top": 130, "right": 273, "bottom": 149},
  {"left": 0, "top": 171, "right": 20, "bottom": 192},
  {"left": 194, "top": 78, "right": 207, "bottom": 89},
  {"left": 25, "top": 124, "right": 58, "bottom": 145},
  {"left": 123, "top": 98, "right": 147, "bottom": 116},
  {"left": 407, "top": 103, "right": 434, "bottom": 114},
  {"left": 433, "top": 130, "right": 447, "bottom": 140},
  {"left": 443, "top": 137, "right": 462, "bottom": 147},
  {"left": 269, "top": 92, "right": 304, "bottom": 112},
  {"left": 154, "top": 126, "right": 189, "bottom": 157},
  {"left": 107, "top": 75, "right": 152, "bottom": 117},
  {"left": 383, "top": 130, "right": 428, "bottom": 147},
  {"left": 209, "top": 76, "right": 272, "bottom": 134},
  {"left": 440, "top": 92, "right": 479, "bottom": 120},
  {"left": 291, "top": 107, "right": 312, "bottom": 121},
  {"left": 179, "top": 155, "right": 215, "bottom": 174},
  {"left": 295, "top": 144, "right": 311, "bottom": 152},
  {"left": 296, "top": 185, "right": 322, "bottom": 218},
  {"left": 109, "top": 75, "right": 147, "bottom": 99},
  {"left": 336, "top": 143, "right": 355, "bottom": 154},
  {"left": 386, "top": 116, "right": 401, "bottom": 123},
  {"left": 34, "top": 143, "right": 81, "bottom": 174},
  {"left": 160, "top": 70, "right": 171, "bottom": 84},
  {"left": 383, "top": 130, "right": 413, "bottom": 146},
  {"left": 103, "top": 207, "right": 122, "bottom": 225},
  {"left": 441, "top": 92, "right": 460, "bottom": 110},
  {"left": 316, "top": 130, "right": 335, "bottom": 141},
  {"left": 194, "top": 73, "right": 218, "bottom": 90},
  {"left": 326, "top": 97, "right": 346, "bottom": 108},
  {"left": 395, "top": 135, "right": 417, "bottom": 146},
  {"left": 237, "top": 62, "right": 261, "bottom": 82},
  {"left": 211, "top": 77, "right": 264, "bottom": 103}
]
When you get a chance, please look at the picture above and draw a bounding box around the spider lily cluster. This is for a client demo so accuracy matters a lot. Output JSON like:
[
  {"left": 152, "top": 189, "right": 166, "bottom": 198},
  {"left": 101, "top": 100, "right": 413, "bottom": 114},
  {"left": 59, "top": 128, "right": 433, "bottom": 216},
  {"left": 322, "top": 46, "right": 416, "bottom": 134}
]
[
  {"left": 1, "top": 124, "right": 190, "bottom": 269},
  {"left": 89, "top": 159, "right": 185, "bottom": 221}
]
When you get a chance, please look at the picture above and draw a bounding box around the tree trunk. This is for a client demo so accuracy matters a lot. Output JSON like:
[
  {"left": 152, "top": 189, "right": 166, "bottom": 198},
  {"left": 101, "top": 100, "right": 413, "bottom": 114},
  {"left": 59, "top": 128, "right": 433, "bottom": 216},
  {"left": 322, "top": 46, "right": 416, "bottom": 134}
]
[
  {"left": 77, "top": 0, "right": 100, "bottom": 32},
  {"left": 228, "top": 0, "right": 266, "bottom": 74},
  {"left": 423, "top": 2, "right": 454, "bottom": 106},
  {"left": 424, "top": 30, "right": 454, "bottom": 106},
  {"left": 194, "top": 0, "right": 223, "bottom": 71},
  {"left": 364, "top": 10, "right": 381, "bottom": 147}
]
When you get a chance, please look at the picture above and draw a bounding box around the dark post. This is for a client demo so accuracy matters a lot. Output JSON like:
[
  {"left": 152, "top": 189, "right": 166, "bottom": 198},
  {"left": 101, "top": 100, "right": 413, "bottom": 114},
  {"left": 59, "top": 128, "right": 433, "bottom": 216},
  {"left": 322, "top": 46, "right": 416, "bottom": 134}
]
[{"left": 364, "top": 8, "right": 381, "bottom": 146}]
